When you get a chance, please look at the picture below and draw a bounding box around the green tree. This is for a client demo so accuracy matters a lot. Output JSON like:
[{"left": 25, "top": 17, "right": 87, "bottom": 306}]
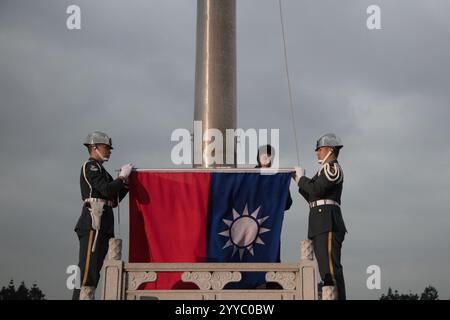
[
  {"left": 380, "top": 285, "right": 440, "bottom": 300},
  {"left": 379, "top": 287, "right": 394, "bottom": 300},
  {"left": 420, "top": 285, "right": 439, "bottom": 300},
  {"left": 0, "top": 279, "right": 17, "bottom": 300},
  {"left": 28, "top": 283, "right": 46, "bottom": 300},
  {"left": 380, "top": 287, "right": 418, "bottom": 300},
  {"left": 0, "top": 280, "right": 45, "bottom": 300},
  {"left": 15, "top": 282, "right": 29, "bottom": 300}
]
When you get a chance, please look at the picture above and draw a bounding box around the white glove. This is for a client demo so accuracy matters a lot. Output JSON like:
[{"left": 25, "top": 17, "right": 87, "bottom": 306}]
[
  {"left": 119, "top": 163, "right": 133, "bottom": 179},
  {"left": 293, "top": 166, "right": 305, "bottom": 184}
]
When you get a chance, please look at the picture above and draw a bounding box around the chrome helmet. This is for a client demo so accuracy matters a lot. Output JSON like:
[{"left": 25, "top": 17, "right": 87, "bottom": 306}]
[
  {"left": 83, "top": 131, "right": 113, "bottom": 149},
  {"left": 315, "top": 133, "right": 343, "bottom": 151}
]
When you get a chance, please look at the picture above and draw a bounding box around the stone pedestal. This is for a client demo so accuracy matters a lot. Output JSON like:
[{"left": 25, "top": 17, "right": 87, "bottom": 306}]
[
  {"left": 108, "top": 238, "right": 122, "bottom": 261},
  {"left": 300, "top": 240, "right": 313, "bottom": 260},
  {"left": 101, "top": 240, "right": 319, "bottom": 300}
]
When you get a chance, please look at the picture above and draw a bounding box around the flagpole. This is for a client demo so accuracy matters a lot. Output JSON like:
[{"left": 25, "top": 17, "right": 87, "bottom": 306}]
[{"left": 194, "top": 0, "right": 237, "bottom": 168}]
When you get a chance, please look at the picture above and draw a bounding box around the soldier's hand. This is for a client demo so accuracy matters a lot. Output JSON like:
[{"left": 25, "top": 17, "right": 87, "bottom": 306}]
[
  {"left": 293, "top": 166, "right": 305, "bottom": 184},
  {"left": 119, "top": 163, "right": 134, "bottom": 179}
]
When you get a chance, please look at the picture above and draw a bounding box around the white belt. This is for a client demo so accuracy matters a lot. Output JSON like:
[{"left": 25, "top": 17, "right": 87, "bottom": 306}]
[
  {"left": 309, "top": 199, "right": 340, "bottom": 208},
  {"left": 84, "top": 198, "right": 114, "bottom": 207}
]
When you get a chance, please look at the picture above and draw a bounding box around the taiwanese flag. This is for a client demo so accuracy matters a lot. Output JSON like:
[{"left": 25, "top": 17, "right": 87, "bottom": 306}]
[{"left": 129, "top": 171, "right": 291, "bottom": 290}]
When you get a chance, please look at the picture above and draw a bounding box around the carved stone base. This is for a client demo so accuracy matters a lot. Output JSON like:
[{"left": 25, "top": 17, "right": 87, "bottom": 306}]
[
  {"left": 108, "top": 238, "right": 122, "bottom": 261},
  {"left": 127, "top": 271, "right": 157, "bottom": 291},
  {"left": 301, "top": 240, "right": 314, "bottom": 260},
  {"left": 101, "top": 240, "right": 320, "bottom": 300},
  {"left": 181, "top": 271, "right": 212, "bottom": 290},
  {"left": 211, "top": 271, "right": 241, "bottom": 290},
  {"left": 265, "top": 271, "right": 296, "bottom": 290},
  {"left": 181, "top": 271, "right": 242, "bottom": 290}
]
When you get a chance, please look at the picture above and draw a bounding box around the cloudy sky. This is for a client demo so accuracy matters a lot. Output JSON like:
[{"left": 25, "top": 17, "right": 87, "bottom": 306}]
[{"left": 1, "top": 0, "right": 449, "bottom": 299}]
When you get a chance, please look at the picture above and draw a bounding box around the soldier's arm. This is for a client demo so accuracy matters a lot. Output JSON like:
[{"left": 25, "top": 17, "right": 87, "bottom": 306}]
[
  {"left": 84, "top": 163, "right": 126, "bottom": 199},
  {"left": 285, "top": 190, "right": 293, "bottom": 211},
  {"left": 110, "top": 184, "right": 129, "bottom": 208},
  {"left": 298, "top": 187, "right": 310, "bottom": 202},
  {"left": 298, "top": 175, "right": 331, "bottom": 198},
  {"left": 298, "top": 164, "right": 341, "bottom": 198},
  {"left": 117, "top": 184, "right": 129, "bottom": 203}
]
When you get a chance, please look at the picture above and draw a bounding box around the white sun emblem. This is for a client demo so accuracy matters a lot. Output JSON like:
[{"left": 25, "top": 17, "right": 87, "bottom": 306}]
[{"left": 218, "top": 204, "right": 270, "bottom": 260}]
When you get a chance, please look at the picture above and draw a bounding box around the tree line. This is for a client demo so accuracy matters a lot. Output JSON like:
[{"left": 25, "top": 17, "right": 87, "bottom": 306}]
[
  {"left": 379, "top": 285, "right": 442, "bottom": 300},
  {"left": 0, "top": 280, "right": 45, "bottom": 300},
  {"left": 0, "top": 279, "right": 445, "bottom": 300}
]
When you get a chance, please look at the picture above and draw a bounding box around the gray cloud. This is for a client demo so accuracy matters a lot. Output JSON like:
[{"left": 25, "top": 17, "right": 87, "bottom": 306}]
[{"left": 1, "top": 0, "right": 449, "bottom": 299}]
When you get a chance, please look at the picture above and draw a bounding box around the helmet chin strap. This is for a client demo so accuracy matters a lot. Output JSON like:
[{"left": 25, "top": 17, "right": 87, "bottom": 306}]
[
  {"left": 94, "top": 147, "right": 109, "bottom": 162},
  {"left": 318, "top": 150, "right": 333, "bottom": 165}
]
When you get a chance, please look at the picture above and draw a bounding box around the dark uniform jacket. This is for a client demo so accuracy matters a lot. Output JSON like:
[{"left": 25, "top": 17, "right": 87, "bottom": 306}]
[
  {"left": 75, "top": 158, "right": 128, "bottom": 236},
  {"left": 297, "top": 160, "right": 347, "bottom": 239}
]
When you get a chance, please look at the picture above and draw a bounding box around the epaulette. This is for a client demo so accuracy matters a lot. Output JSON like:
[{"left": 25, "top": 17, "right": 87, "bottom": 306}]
[
  {"left": 322, "top": 162, "right": 343, "bottom": 183},
  {"left": 85, "top": 159, "right": 102, "bottom": 173}
]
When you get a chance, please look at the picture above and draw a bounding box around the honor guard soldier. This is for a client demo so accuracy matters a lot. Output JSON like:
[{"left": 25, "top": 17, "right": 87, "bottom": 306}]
[
  {"left": 255, "top": 144, "right": 292, "bottom": 262},
  {"left": 293, "top": 133, "right": 347, "bottom": 300},
  {"left": 256, "top": 145, "right": 292, "bottom": 290},
  {"left": 256, "top": 144, "right": 293, "bottom": 213},
  {"left": 72, "top": 131, "right": 133, "bottom": 300}
]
